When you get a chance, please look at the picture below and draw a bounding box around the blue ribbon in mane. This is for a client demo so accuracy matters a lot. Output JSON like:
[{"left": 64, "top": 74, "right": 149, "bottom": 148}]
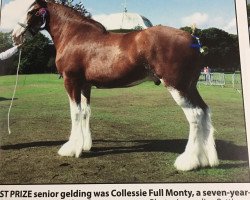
[{"left": 190, "top": 35, "right": 204, "bottom": 53}]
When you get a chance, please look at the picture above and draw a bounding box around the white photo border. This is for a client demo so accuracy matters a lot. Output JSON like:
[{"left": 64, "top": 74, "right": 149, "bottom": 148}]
[{"left": 235, "top": 0, "right": 250, "bottom": 167}]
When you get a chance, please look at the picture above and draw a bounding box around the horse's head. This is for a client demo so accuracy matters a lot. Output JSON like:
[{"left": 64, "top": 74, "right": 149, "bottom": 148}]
[{"left": 12, "top": 0, "right": 48, "bottom": 45}]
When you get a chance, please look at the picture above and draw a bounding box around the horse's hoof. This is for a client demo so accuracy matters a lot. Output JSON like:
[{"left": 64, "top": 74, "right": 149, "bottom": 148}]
[
  {"left": 83, "top": 138, "right": 92, "bottom": 151},
  {"left": 207, "top": 152, "right": 219, "bottom": 167},
  {"left": 174, "top": 152, "right": 201, "bottom": 171},
  {"left": 205, "top": 143, "right": 219, "bottom": 167},
  {"left": 58, "top": 141, "right": 76, "bottom": 157}
]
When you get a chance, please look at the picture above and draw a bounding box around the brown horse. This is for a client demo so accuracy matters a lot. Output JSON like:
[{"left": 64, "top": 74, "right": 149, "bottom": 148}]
[{"left": 12, "top": 0, "right": 219, "bottom": 171}]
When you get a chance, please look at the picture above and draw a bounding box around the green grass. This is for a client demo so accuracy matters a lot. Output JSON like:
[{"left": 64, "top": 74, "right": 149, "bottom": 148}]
[{"left": 0, "top": 74, "right": 249, "bottom": 184}]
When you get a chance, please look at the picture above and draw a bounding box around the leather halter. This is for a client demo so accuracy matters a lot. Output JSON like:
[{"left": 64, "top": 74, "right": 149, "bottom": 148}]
[{"left": 18, "top": 7, "right": 47, "bottom": 36}]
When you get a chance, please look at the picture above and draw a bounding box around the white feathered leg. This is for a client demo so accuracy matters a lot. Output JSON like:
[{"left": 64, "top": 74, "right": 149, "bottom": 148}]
[
  {"left": 168, "top": 87, "right": 219, "bottom": 171},
  {"left": 81, "top": 93, "right": 92, "bottom": 151},
  {"left": 58, "top": 97, "right": 84, "bottom": 158},
  {"left": 201, "top": 109, "right": 219, "bottom": 167}
]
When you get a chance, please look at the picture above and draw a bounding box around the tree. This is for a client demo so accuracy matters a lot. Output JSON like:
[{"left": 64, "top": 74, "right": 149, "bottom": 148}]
[
  {"left": 133, "top": 25, "right": 143, "bottom": 30},
  {"left": 200, "top": 28, "right": 240, "bottom": 71},
  {"left": 17, "top": 33, "right": 53, "bottom": 74},
  {"left": 0, "top": 32, "right": 17, "bottom": 75},
  {"left": 0, "top": 31, "right": 56, "bottom": 75},
  {"left": 180, "top": 27, "right": 240, "bottom": 71},
  {"left": 55, "top": 0, "right": 90, "bottom": 17},
  {"left": 180, "top": 26, "right": 202, "bottom": 36},
  {"left": 0, "top": 32, "right": 12, "bottom": 51}
]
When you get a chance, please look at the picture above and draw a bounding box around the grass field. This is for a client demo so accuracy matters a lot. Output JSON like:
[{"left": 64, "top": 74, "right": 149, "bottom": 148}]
[{"left": 0, "top": 74, "right": 249, "bottom": 184}]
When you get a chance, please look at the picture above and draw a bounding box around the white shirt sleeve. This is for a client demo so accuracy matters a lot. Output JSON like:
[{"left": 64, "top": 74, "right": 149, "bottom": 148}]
[{"left": 0, "top": 46, "right": 19, "bottom": 60}]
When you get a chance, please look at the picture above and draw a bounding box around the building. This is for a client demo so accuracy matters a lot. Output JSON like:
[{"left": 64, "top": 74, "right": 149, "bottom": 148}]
[{"left": 93, "top": 11, "right": 153, "bottom": 32}]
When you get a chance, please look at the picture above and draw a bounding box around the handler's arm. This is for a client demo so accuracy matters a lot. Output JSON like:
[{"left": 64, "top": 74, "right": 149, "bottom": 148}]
[{"left": 0, "top": 46, "right": 19, "bottom": 60}]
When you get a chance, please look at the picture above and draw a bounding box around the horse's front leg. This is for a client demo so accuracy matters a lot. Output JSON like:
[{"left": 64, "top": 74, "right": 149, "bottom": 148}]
[
  {"left": 58, "top": 76, "right": 85, "bottom": 158},
  {"left": 81, "top": 86, "right": 92, "bottom": 151}
]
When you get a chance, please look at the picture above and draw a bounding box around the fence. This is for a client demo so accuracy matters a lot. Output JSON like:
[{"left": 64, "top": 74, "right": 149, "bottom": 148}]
[
  {"left": 198, "top": 72, "right": 225, "bottom": 86},
  {"left": 232, "top": 72, "right": 242, "bottom": 92},
  {"left": 198, "top": 72, "right": 242, "bottom": 91}
]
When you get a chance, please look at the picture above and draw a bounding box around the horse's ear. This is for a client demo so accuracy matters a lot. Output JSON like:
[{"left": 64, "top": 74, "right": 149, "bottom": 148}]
[{"left": 35, "top": 0, "right": 47, "bottom": 7}]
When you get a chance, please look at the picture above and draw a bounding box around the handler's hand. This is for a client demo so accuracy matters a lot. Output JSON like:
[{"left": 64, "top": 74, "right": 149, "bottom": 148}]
[{"left": 17, "top": 43, "right": 23, "bottom": 49}]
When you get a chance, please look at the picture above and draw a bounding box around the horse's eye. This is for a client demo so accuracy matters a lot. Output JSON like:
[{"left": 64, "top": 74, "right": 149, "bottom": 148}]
[{"left": 28, "top": 10, "right": 37, "bottom": 15}]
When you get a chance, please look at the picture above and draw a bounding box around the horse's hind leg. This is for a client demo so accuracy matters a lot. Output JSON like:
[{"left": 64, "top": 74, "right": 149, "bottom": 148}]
[{"left": 167, "top": 86, "right": 219, "bottom": 171}]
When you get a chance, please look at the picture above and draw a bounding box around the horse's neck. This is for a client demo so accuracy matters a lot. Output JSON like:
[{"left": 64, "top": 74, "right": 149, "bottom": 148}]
[{"left": 46, "top": 3, "right": 96, "bottom": 49}]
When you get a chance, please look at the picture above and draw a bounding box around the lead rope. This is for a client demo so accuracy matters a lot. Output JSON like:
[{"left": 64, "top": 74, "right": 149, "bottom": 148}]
[{"left": 8, "top": 49, "right": 22, "bottom": 134}]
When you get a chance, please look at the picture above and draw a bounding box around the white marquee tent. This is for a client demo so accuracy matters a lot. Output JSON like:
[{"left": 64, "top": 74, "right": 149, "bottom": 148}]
[{"left": 93, "top": 12, "right": 153, "bottom": 31}]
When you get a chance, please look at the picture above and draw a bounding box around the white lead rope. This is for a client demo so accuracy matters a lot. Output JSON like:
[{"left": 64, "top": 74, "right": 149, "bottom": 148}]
[{"left": 8, "top": 49, "right": 22, "bottom": 134}]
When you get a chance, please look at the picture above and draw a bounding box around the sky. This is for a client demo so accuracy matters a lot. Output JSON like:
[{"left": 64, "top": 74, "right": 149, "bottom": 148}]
[{"left": 0, "top": 0, "right": 239, "bottom": 34}]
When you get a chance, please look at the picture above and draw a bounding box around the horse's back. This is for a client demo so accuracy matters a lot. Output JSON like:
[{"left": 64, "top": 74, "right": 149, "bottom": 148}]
[{"left": 138, "top": 25, "right": 194, "bottom": 55}]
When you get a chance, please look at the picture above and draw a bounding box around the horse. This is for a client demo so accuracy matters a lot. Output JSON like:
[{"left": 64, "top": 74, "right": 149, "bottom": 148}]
[{"left": 12, "top": 0, "right": 219, "bottom": 171}]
